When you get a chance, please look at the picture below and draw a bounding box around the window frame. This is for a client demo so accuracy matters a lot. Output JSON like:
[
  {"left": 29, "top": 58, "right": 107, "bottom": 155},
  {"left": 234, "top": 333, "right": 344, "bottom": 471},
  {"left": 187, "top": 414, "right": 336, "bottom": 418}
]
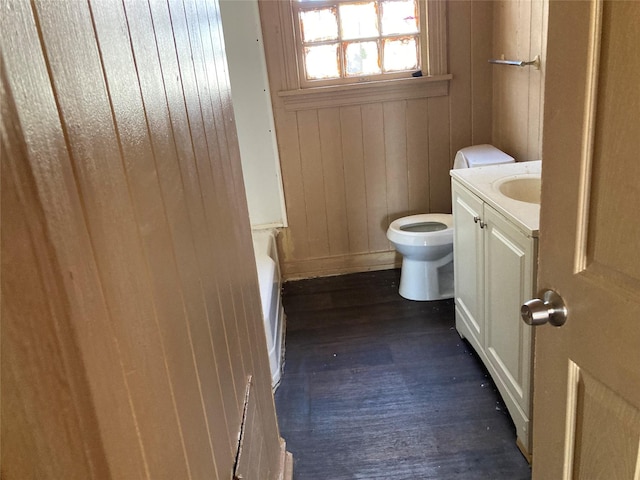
[
  {"left": 292, "top": 0, "right": 425, "bottom": 87},
  {"left": 272, "top": 0, "right": 450, "bottom": 111}
]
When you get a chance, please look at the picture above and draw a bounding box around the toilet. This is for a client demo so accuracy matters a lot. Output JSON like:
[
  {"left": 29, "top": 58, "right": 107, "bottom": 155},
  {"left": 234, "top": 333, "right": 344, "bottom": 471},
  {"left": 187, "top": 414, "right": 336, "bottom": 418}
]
[{"left": 387, "top": 145, "right": 514, "bottom": 301}]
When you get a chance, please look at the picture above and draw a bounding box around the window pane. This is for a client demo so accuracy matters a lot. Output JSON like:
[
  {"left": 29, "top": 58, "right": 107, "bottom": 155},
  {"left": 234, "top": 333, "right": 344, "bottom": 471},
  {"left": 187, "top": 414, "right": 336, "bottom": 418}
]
[
  {"left": 299, "top": 8, "right": 338, "bottom": 43},
  {"left": 383, "top": 37, "right": 418, "bottom": 72},
  {"left": 304, "top": 44, "right": 340, "bottom": 79},
  {"left": 380, "top": 0, "right": 419, "bottom": 36},
  {"left": 345, "top": 41, "right": 381, "bottom": 76},
  {"left": 339, "top": 2, "right": 379, "bottom": 40}
]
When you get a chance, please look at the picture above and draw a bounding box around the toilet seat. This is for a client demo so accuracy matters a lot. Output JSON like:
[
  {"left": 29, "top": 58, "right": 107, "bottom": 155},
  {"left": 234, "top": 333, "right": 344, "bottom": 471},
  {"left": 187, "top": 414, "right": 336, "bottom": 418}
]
[{"left": 387, "top": 214, "right": 453, "bottom": 247}]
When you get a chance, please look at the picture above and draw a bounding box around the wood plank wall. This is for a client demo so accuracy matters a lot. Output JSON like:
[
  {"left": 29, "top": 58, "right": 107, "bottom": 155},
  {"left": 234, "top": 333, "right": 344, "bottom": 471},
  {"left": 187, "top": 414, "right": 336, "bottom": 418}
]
[
  {"left": 259, "top": 1, "right": 495, "bottom": 280},
  {"left": 1, "top": 0, "right": 284, "bottom": 478},
  {"left": 492, "top": 0, "right": 548, "bottom": 161}
]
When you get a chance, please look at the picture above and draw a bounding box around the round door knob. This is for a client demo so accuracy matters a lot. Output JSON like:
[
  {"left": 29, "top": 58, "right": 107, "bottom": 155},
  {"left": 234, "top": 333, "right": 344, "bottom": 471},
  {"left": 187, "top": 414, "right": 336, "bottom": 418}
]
[{"left": 521, "top": 290, "right": 567, "bottom": 327}]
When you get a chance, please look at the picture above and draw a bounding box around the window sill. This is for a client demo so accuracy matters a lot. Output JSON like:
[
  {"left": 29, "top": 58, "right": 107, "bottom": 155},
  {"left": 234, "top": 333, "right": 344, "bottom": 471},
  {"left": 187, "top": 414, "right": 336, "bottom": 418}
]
[{"left": 277, "top": 74, "right": 452, "bottom": 111}]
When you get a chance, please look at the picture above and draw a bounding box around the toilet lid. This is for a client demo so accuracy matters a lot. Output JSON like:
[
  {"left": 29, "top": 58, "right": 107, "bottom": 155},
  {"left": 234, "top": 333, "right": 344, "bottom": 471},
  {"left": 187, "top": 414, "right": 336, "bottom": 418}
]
[{"left": 400, "top": 221, "right": 448, "bottom": 233}]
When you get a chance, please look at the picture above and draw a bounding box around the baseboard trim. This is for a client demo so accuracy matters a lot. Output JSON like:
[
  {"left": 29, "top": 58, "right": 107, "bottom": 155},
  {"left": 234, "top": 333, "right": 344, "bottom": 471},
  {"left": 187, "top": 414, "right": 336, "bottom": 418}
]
[{"left": 281, "top": 250, "right": 401, "bottom": 280}]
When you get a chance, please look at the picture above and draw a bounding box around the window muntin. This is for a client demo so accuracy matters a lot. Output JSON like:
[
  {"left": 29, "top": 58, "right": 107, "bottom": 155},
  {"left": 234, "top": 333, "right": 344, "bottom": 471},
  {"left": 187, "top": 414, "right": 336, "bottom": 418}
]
[{"left": 294, "top": 0, "right": 422, "bottom": 85}]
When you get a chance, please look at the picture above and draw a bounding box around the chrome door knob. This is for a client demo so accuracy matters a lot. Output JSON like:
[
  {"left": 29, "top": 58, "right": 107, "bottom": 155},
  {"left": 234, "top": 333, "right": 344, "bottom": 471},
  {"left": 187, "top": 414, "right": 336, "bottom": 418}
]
[{"left": 521, "top": 290, "right": 568, "bottom": 327}]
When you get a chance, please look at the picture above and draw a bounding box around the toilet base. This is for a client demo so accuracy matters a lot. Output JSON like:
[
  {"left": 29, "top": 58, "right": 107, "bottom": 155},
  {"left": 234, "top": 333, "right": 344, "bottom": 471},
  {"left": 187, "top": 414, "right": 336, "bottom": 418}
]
[{"left": 399, "top": 255, "right": 454, "bottom": 301}]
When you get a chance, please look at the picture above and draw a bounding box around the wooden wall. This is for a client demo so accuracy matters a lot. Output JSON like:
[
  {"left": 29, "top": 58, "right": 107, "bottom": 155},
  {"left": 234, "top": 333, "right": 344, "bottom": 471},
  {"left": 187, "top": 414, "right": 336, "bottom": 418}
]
[
  {"left": 1, "top": 0, "right": 285, "bottom": 478},
  {"left": 492, "top": 0, "right": 548, "bottom": 161},
  {"left": 260, "top": 1, "right": 495, "bottom": 280}
]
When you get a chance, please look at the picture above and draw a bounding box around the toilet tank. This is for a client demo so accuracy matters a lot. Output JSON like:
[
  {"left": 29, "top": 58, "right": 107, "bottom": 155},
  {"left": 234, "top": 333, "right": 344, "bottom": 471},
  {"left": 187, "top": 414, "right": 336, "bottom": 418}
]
[{"left": 453, "top": 144, "right": 515, "bottom": 169}]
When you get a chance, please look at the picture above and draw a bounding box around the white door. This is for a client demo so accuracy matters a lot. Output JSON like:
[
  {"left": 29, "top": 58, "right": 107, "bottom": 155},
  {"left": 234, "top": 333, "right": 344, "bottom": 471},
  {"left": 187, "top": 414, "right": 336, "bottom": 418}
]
[{"left": 532, "top": 1, "right": 640, "bottom": 478}]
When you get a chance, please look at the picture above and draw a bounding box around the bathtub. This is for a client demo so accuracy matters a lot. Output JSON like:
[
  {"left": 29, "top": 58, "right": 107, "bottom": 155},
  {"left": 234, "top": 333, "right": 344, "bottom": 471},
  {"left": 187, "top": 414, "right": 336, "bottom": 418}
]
[{"left": 251, "top": 229, "right": 285, "bottom": 389}]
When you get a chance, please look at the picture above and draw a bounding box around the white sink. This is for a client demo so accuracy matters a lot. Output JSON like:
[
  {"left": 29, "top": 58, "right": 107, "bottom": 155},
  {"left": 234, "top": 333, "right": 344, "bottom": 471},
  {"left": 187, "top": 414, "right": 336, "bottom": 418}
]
[
  {"left": 450, "top": 160, "right": 542, "bottom": 236},
  {"left": 495, "top": 175, "right": 541, "bottom": 204}
]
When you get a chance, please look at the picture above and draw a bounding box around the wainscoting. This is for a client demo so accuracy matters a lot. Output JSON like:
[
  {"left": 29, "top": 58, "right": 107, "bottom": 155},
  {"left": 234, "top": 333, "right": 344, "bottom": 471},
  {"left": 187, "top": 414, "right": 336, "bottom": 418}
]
[
  {"left": 259, "top": 1, "right": 495, "bottom": 280},
  {"left": 275, "top": 270, "right": 532, "bottom": 479},
  {"left": 274, "top": 97, "right": 454, "bottom": 279}
]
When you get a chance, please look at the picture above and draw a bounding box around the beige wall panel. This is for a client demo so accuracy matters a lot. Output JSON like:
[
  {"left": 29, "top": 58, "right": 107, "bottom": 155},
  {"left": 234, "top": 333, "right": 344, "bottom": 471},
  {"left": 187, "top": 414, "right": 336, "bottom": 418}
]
[
  {"left": 319, "top": 108, "right": 350, "bottom": 256},
  {"left": 492, "top": 0, "right": 546, "bottom": 161},
  {"left": 471, "top": 1, "right": 494, "bottom": 145},
  {"left": 31, "top": 3, "right": 191, "bottom": 477},
  {"left": 91, "top": 1, "right": 225, "bottom": 476},
  {"left": 448, "top": 0, "right": 473, "bottom": 155},
  {"left": 144, "top": 0, "right": 244, "bottom": 462},
  {"left": 362, "top": 103, "right": 390, "bottom": 252},
  {"left": 492, "top": 1, "right": 509, "bottom": 154},
  {"left": 406, "top": 98, "right": 431, "bottom": 215},
  {"left": 297, "top": 109, "right": 331, "bottom": 257},
  {"left": 162, "top": 0, "right": 246, "bottom": 437},
  {"left": 274, "top": 110, "right": 309, "bottom": 261},
  {"left": 384, "top": 101, "right": 409, "bottom": 228},
  {"left": 2, "top": 129, "right": 111, "bottom": 479},
  {"left": 494, "top": 41, "right": 530, "bottom": 155},
  {"left": 526, "top": 0, "right": 546, "bottom": 161},
  {"left": 179, "top": 2, "right": 279, "bottom": 454},
  {"left": 427, "top": 95, "right": 453, "bottom": 213},
  {"left": 2, "top": 0, "right": 285, "bottom": 477},
  {"left": 201, "top": 0, "right": 282, "bottom": 453},
  {"left": 340, "top": 106, "right": 369, "bottom": 254},
  {"left": 185, "top": 0, "right": 282, "bottom": 466},
  {"left": 125, "top": 0, "right": 239, "bottom": 468},
  {"left": 1, "top": 6, "right": 148, "bottom": 477},
  {"left": 181, "top": 0, "right": 254, "bottom": 417}
]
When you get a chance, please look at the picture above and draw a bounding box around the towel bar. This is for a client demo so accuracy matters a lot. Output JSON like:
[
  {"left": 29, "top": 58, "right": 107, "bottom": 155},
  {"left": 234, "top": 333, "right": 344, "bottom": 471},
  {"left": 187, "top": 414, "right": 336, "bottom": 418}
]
[{"left": 489, "top": 55, "right": 540, "bottom": 70}]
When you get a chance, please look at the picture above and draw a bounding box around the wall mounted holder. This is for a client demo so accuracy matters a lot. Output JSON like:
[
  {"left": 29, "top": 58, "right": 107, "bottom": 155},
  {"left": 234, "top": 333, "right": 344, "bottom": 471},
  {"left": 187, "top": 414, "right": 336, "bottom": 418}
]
[{"left": 489, "top": 55, "right": 541, "bottom": 70}]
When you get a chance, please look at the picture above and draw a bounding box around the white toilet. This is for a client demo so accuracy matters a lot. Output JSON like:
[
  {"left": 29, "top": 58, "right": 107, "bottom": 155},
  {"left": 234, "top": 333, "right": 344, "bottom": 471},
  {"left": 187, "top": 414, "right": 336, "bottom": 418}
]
[{"left": 387, "top": 144, "right": 514, "bottom": 301}]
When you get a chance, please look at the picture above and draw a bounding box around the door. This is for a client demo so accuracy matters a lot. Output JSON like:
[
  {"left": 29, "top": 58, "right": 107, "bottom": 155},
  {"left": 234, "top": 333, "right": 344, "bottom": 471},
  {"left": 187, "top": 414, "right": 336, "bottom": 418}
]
[{"left": 532, "top": 1, "right": 640, "bottom": 478}]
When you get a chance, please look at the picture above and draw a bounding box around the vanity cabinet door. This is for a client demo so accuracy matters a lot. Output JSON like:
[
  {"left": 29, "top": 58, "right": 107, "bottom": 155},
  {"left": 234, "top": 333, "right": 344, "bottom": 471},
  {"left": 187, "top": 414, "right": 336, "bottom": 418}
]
[
  {"left": 452, "top": 181, "right": 486, "bottom": 355},
  {"left": 483, "top": 204, "right": 536, "bottom": 452}
]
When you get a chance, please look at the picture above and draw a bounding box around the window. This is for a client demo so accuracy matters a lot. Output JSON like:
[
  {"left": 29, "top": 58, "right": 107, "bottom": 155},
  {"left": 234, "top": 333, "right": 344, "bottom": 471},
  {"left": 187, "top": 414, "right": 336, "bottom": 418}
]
[
  {"left": 271, "top": 0, "right": 449, "bottom": 110},
  {"left": 295, "top": 0, "right": 421, "bottom": 84},
  {"left": 291, "top": 0, "right": 446, "bottom": 89}
]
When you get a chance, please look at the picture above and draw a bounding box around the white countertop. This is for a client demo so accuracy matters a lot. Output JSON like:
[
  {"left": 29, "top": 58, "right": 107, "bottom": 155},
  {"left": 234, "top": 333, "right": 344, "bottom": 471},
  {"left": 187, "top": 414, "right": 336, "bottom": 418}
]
[{"left": 450, "top": 161, "right": 541, "bottom": 237}]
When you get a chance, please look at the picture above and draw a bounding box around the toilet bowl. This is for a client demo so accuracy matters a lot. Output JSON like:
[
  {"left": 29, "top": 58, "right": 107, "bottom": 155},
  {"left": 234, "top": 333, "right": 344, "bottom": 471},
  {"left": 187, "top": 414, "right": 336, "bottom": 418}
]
[
  {"left": 387, "top": 214, "right": 454, "bottom": 301},
  {"left": 387, "top": 144, "right": 515, "bottom": 301}
]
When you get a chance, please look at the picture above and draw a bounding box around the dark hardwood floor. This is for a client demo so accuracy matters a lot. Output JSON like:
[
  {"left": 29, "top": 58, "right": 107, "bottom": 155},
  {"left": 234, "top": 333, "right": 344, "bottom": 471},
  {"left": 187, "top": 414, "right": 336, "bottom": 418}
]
[{"left": 275, "top": 269, "right": 532, "bottom": 480}]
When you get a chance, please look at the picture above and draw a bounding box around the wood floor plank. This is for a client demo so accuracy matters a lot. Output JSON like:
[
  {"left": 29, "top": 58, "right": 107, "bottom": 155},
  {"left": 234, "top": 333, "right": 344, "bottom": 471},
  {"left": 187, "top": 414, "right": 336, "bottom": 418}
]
[{"left": 276, "top": 269, "right": 531, "bottom": 479}]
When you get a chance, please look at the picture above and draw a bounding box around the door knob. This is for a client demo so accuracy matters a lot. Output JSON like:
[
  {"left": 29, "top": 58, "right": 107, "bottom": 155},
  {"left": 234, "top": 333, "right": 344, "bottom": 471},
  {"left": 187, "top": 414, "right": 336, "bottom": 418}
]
[{"left": 521, "top": 290, "right": 567, "bottom": 327}]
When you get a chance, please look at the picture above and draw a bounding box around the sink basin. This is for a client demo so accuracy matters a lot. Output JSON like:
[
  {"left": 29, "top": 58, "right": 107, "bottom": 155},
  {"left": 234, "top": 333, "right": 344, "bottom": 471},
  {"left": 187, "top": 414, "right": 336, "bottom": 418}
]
[{"left": 495, "top": 175, "right": 541, "bottom": 204}]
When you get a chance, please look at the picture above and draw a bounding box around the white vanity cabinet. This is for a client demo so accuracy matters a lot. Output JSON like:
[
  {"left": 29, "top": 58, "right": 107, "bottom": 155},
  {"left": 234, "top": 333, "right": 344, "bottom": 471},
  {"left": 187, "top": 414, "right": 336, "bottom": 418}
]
[
  {"left": 452, "top": 178, "right": 537, "bottom": 458},
  {"left": 452, "top": 183, "right": 485, "bottom": 354}
]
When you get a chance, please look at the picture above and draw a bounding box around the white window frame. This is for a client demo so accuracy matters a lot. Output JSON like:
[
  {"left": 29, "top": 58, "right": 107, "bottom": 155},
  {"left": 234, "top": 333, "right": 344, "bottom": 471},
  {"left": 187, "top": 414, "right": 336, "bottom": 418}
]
[{"left": 272, "top": 0, "right": 450, "bottom": 111}]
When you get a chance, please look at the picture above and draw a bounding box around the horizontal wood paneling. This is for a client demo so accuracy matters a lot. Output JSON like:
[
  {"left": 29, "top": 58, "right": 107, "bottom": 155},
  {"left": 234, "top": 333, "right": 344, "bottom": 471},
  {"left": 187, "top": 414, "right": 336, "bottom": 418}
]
[
  {"left": 259, "top": 1, "right": 493, "bottom": 279},
  {"left": 1, "top": 0, "right": 284, "bottom": 478}
]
